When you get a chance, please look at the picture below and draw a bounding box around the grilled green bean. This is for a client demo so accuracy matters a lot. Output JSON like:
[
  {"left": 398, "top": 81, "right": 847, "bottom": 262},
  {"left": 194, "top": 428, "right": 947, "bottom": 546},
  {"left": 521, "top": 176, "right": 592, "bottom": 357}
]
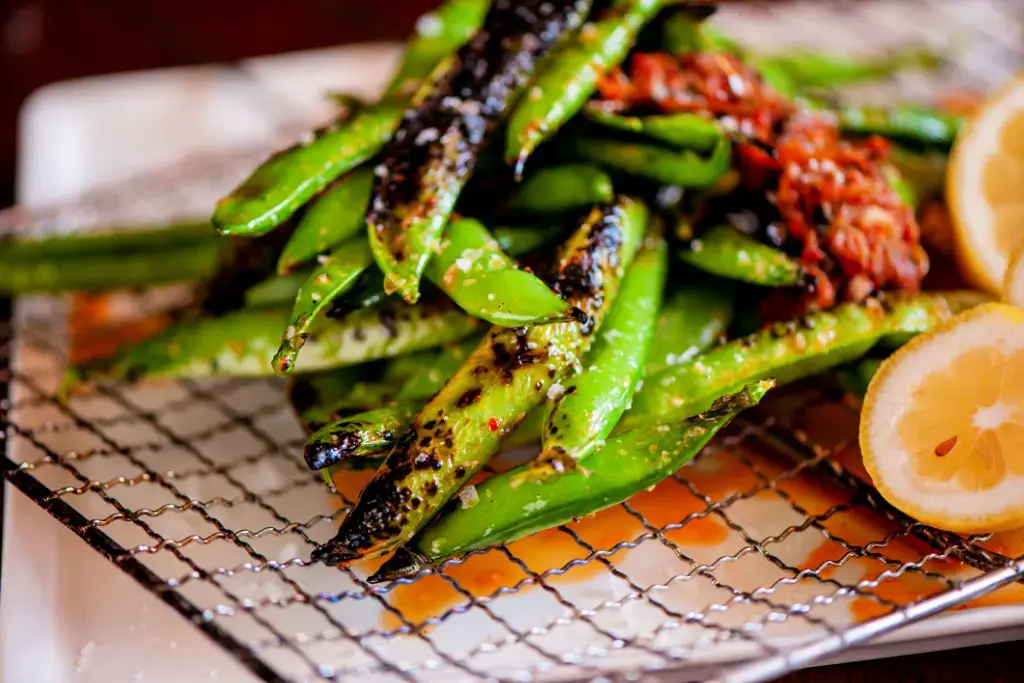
[
  {"left": 491, "top": 224, "right": 566, "bottom": 256},
  {"left": 211, "top": 0, "right": 489, "bottom": 236},
  {"left": 753, "top": 47, "right": 943, "bottom": 93},
  {"left": 507, "top": 164, "right": 614, "bottom": 215},
  {"left": 582, "top": 107, "right": 722, "bottom": 151},
  {"left": 531, "top": 232, "right": 667, "bottom": 477},
  {"left": 424, "top": 217, "right": 580, "bottom": 327},
  {"left": 678, "top": 224, "right": 804, "bottom": 287},
  {"left": 371, "top": 380, "right": 772, "bottom": 581},
  {"left": 305, "top": 403, "right": 420, "bottom": 471},
  {"left": 273, "top": 239, "right": 376, "bottom": 374},
  {"left": 0, "top": 221, "right": 212, "bottom": 260},
  {"left": 368, "top": 0, "right": 591, "bottom": 303},
  {"left": 883, "top": 163, "right": 916, "bottom": 210},
  {"left": 644, "top": 281, "right": 735, "bottom": 376},
  {"left": 312, "top": 196, "right": 647, "bottom": 563},
  {"left": 0, "top": 240, "right": 223, "bottom": 293},
  {"left": 506, "top": 0, "right": 665, "bottom": 170},
  {"left": 836, "top": 105, "right": 962, "bottom": 149},
  {"left": 276, "top": 167, "right": 375, "bottom": 274},
  {"left": 70, "top": 298, "right": 482, "bottom": 383},
  {"left": 560, "top": 135, "right": 731, "bottom": 187},
  {"left": 621, "top": 291, "right": 989, "bottom": 431},
  {"left": 244, "top": 271, "right": 311, "bottom": 309}
]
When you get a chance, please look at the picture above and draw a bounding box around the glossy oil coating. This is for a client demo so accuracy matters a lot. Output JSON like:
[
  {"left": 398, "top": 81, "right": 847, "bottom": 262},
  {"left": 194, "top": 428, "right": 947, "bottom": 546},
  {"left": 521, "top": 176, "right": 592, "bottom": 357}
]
[{"left": 678, "top": 223, "right": 805, "bottom": 287}]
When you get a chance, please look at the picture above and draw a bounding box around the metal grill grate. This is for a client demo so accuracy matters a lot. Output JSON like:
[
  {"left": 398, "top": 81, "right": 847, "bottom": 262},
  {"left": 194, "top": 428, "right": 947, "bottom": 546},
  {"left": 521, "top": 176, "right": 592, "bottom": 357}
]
[{"left": 4, "top": 1, "right": 1024, "bottom": 682}]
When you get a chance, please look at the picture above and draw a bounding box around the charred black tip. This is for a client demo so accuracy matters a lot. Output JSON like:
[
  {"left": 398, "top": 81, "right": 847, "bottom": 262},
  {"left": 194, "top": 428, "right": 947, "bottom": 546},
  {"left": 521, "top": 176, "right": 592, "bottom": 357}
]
[
  {"left": 310, "top": 540, "right": 362, "bottom": 565},
  {"left": 369, "top": 547, "right": 428, "bottom": 584},
  {"left": 303, "top": 431, "right": 363, "bottom": 471},
  {"left": 569, "top": 307, "right": 590, "bottom": 326}
]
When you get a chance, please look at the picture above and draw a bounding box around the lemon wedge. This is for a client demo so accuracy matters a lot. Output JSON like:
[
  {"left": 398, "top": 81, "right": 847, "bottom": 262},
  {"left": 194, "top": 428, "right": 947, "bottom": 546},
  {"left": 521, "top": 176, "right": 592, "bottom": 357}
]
[
  {"left": 947, "top": 75, "right": 1024, "bottom": 293},
  {"left": 861, "top": 303, "right": 1024, "bottom": 533}
]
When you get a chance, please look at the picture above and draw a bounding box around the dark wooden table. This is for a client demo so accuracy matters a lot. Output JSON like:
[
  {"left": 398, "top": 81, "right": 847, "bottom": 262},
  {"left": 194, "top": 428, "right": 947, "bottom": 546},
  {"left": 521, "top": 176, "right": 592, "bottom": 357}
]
[{"left": 0, "top": 2, "right": 1020, "bottom": 681}]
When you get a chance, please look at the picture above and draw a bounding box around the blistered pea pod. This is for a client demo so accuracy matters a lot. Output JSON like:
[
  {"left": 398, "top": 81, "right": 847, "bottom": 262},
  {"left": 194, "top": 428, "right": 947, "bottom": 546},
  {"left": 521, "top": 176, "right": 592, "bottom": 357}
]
[
  {"left": 559, "top": 134, "right": 732, "bottom": 188},
  {"left": 211, "top": 0, "right": 490, "bottom": 236},
  {"left": 66, "top": 296, "right": 484, "bottom": 385},
  {"left": 312, "top": 196, "right": 648, "bottom": 563},
  {"left": 643, "top": 281, "right": 735, "bottom": 377},
  {"left": 836, "top": 105, "right": 962, "bottom": 150},
  {"left": 619, "top": 291, "right": 992, "bottom": 433},
  {"left": 505, "top": 0, "right": 667, "bottom": 171},
  {"left": 275, "top": 166, "right": 375, "bottom": 274},
  {"left": 367, "top": 0, "right": 592, "bottom": 302},
  {"left": 677, "top": 224, "right": 805, "bottom": 287},
  {"left": 371, "top": 381, "right": 772, "bottom": 582},
  {"left": 525, "top": 232, "right": 667, "bottom": 479},
  {"left": 581, "top": 107, "right": 723, "bottom": 151},
  {"left": 506, "top": 164, "right": 614, "bottom": 216}
]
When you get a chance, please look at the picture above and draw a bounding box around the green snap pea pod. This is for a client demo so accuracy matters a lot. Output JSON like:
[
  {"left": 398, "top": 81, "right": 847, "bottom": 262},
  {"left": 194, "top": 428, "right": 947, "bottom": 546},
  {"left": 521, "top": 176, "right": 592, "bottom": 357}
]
[
  {"left": 305, "top": 403, "right": 421, "bottom": 471},
  {"left": 505, "top": 0, "right": 665, "bottom": 170},
  {"left": 244, "top": 270, "right": 311, "bottom": 308},
  {"left": 275, "top": 167, "right": 375, "bottom": 274},
  {"left": 560, "top": 134, "right": 731, "bottom": 188},
  {"left": 0, "top": 221, "right": 213, "bottom": 260},
  {"left": 211, "top": 0, "right": 489, "bottom": 237},
  {"left": 424, "top": 217, "right": 580, "bottom": 326},
  {"left": 643, "top": 281, "right": 734, "bottom": 376},
  {"left": 372, "top": 380, "right": 772, "bottom": 581},
  {"left": 70, "top": 298, "right": 482, "bottom": 384},
  {"left": 621, "top": 291, "right": 989, "bottom": 432},
  {"left": 368, "top": 0, "right": 590, "bottom": 303},
  {"left": 273, "top": 239, "right": 376, "bottom": 374},
  {"left": 581, "top": 107, "right": 723, "bottom": 151},
  {"left": 531, "top": 233, "right": 667, "bottom": 477},
  {"left": 0, "top": 240, "right": 224, "bottom": 293},
  {"left": 507, "top": 164, "right": 614, "bottom": 215},
  {"left": 312, "top": 196, "right": 648, "bottom": 563},
  {"left": 678, "top": 224, "right": 804, "bottom": 287},
  {"left": 752, "top": 47, "right": 942, "bottom": 93},
  {"left": 491, "top": 224, "right": 565, "bottom": 256},
  {"left": 835, "top": 106, "right": 962, "bottom": 150}
]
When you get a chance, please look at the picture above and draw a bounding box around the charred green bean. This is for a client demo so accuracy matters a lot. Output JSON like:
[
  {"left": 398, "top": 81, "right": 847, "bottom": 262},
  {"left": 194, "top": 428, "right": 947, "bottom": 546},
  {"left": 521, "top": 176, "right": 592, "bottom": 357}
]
[
  {"left": 372, "top": 380, "right": 772, "bottom": 581},
  {"left": 312, "top": 196, "right": 647, "bottom": 563}
]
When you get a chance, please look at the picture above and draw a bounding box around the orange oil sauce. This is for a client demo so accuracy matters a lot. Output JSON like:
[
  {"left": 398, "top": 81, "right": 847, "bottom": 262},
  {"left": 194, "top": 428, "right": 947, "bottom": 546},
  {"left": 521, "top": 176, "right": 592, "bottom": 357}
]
[{"left": 320, "top": 393, "right": 1024, "bottom": 631}]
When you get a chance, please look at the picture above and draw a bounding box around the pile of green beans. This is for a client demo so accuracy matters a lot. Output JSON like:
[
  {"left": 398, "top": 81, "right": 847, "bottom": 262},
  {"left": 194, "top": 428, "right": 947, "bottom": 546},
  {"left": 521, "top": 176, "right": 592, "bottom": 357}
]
[{"left": 1, "top": 0, "right": 981, "bottom": 578}]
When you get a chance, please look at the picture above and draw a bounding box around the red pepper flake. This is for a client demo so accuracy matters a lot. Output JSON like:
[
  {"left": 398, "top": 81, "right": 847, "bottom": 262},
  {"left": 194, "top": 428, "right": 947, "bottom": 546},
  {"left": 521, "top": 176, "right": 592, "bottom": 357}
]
[
  {"left": 488, "top": 417, "right": 500, "bottom": 432},
  {"left": 934, "top": 435, "right": 958, "bottom": 457}
]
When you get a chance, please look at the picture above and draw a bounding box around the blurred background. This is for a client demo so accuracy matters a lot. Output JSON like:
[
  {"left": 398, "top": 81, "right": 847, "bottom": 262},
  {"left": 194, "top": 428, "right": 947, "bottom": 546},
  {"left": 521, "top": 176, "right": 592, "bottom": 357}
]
[{"left": 0, "top": 0, "right": 437, "bottom": 208}]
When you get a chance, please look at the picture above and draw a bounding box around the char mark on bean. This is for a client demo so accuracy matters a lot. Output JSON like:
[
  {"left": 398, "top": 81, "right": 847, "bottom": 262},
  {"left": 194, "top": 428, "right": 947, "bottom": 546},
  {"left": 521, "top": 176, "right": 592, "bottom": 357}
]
[
  {"left": 303, "top": 430, "right": 364, "bottom": 471},
  {"left": 491, "top": 327, "right": 545, "bottom": 384},
  {"left": 368, "top": 0, "right": 591, "bottom": 263}
]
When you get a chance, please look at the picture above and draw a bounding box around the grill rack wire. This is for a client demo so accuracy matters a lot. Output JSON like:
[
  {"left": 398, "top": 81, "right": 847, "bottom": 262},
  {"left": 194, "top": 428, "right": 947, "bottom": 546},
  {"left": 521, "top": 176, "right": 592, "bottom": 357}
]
[{"left": 3, "top": 1, "right": 1024, "bottom": 682}]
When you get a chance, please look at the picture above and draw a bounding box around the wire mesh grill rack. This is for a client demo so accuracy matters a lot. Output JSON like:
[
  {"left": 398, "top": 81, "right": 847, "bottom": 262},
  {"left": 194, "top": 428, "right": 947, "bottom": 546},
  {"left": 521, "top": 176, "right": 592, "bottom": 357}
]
[{"left": 3, "top": 1, "right": 1024, "bottom": 682}]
